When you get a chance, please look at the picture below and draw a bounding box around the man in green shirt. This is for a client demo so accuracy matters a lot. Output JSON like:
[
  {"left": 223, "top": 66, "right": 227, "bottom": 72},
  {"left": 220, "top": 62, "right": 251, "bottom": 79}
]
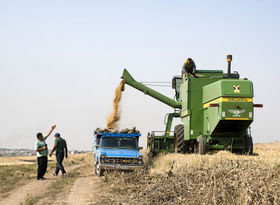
[
  {"left": 49, "top": 133, "right": 68, "bottom": 176},
  {"left": 35, "top": 125, "right": 56, "bottom": 180}
]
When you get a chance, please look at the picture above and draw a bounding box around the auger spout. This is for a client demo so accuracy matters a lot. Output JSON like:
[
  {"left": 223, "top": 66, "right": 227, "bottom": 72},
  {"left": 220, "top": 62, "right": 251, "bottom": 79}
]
[{"left": 121, "top": 69, "right": 182, "bottom": 109}]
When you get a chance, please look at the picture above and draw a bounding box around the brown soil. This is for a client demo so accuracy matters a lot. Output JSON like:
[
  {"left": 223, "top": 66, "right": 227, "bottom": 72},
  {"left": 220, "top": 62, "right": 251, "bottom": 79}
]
[{"left": 64, "top": 174, "right": 103, "bottom": 205}]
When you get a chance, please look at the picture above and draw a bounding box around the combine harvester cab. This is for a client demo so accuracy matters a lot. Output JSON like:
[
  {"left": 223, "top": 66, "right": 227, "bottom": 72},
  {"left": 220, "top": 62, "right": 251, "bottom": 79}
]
[
  {"left": 93, "top": 131, "right": 143, "bottom": 177},
  {"left": 121, "top": 55, "right": 262, "bottom": 155}
]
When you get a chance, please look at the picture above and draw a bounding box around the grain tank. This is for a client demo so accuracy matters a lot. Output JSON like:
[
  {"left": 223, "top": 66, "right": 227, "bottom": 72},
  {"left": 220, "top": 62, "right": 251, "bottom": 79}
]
[{"left": 121, "top": 55, "right": 262, "bottom": 154}]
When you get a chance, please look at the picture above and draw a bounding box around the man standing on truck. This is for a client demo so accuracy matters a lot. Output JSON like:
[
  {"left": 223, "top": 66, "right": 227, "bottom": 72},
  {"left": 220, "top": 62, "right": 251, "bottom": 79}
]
[
  {"left": 49, "top": 133, "right": 68, "bottom": 176},
  {"left": 35, "top": 125, "right": 56, "bottom": 180},
  {"left": 182, "top": 58, "right": 199, "bottom": 78}
]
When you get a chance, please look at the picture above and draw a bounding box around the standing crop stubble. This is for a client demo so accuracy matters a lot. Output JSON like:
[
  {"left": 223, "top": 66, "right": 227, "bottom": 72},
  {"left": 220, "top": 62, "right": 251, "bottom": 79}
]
[{"left": 100, "top": 148, "right": 280, "bottom": 205}]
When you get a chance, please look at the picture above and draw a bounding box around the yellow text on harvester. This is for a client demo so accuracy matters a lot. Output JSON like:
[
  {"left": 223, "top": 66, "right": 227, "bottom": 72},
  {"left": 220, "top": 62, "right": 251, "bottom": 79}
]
[{"left": 203, "top": 97, "right": 253, "bottom": 109}]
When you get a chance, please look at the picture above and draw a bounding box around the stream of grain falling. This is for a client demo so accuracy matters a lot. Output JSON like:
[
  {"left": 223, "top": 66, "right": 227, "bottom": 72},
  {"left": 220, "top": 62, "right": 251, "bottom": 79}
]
[{"left": 106, "top": 80, "right": 125, "bottom": 130}]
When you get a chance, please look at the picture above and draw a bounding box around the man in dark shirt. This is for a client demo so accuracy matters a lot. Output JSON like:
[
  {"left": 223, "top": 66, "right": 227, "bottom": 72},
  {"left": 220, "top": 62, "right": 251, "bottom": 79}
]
[
  {"left": 182, "top": 58, "right": 199, "bottom": 78},
  {"left": 49, "top": 133, "right": 68, "bottom": 176}
]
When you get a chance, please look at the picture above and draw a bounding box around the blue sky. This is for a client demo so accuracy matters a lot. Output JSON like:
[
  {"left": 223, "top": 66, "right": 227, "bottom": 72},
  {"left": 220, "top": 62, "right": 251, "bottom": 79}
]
[{"left": 0, "top": 0, "right": 279, "bottom": 150}]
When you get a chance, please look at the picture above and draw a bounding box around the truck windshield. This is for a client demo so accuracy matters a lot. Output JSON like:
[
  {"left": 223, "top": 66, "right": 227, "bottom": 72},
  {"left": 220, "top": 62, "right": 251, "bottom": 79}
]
[{"left": 101, "top": 137, "right": 137, "bottom": 149}]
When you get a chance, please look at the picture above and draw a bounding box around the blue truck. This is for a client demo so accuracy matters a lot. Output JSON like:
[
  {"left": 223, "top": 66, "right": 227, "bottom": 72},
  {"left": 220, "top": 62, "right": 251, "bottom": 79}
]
[{"left": 93, "top": 131, "right": 144, "bottom": 176}]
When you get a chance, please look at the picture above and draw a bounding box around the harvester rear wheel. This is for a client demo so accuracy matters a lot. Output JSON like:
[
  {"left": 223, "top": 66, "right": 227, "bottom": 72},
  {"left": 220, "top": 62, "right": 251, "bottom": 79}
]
[
  {"left": 174, "top": 124, "right": 185, "bottom": 153},
  {"left": 246, "top": 136, "right": 253, "bottom": 155},
  {"left": 147, "top": 136, "right": 154, "bottom": 151},
  {"left": 199, "top": 137, "right": 206, "bottom": 155}
]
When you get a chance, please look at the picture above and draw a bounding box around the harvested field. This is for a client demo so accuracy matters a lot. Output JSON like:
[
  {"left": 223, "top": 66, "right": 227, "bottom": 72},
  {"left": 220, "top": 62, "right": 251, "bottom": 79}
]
[
  {"left": 101, "top": 143, "right": 280, "bottom": 205},
  {"left": 0, "top": 143, "right": 279, "bottom": 205},
  {"left": 0, "top": 156, "right": 38, "bottom": 166}
]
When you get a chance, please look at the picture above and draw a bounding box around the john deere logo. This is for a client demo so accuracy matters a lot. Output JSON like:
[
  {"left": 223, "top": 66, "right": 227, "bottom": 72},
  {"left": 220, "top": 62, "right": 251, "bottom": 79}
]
[
  {"left": 228, "top": 109, "right": 246, "bottom": 117},
  {"left": 234, "top": 85, "right": 240, "bottom": 93}
]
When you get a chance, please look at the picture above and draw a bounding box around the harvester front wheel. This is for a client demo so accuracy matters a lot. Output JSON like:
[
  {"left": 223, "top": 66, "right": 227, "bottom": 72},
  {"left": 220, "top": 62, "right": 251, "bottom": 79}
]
[
  {"left": 199, "top": 137, "right": 206, "bottom": 155},
  {"left": 174, "top": 124, "right": 185, "bottom": 153}
]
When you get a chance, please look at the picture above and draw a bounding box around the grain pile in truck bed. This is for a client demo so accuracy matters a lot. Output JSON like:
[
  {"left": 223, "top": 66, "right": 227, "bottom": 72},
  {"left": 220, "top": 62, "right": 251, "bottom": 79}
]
[{"left": 96, "top": 127, "right": 140, "bottom": 134}]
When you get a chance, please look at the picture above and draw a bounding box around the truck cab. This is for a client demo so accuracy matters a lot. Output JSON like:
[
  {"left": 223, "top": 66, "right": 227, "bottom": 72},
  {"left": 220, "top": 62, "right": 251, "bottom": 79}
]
[{"left": 93, "top": 131, "right": 143, "bottom": 176}]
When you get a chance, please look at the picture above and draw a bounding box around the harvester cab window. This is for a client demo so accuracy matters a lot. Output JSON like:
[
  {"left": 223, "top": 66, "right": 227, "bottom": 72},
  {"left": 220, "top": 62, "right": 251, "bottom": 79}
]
[{"left": 172, "top": 76, "right": 182, "bottom": 101}]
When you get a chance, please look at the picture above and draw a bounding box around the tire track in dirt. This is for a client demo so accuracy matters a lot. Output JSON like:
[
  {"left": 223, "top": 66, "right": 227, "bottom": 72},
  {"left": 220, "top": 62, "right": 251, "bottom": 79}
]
[
  {"left": 66, "top": 175, "right": 96, "bottom": 205},
  {"left": 0, "top": 164, "right": 81, "bottom": 205},
  {"left": 52, "top": 172, "right": 102, "bottom": 205}
]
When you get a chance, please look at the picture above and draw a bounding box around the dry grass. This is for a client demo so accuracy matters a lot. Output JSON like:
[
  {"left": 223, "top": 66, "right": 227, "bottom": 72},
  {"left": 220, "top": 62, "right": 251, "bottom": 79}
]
[
  {"left": 19, "top": 193, "right": 37, "bottom": 205},
  {"left": 0, "top": 164, "right": 37, "bottom": 195},
  {"left": 101, "top": 142, "right": 280, "bottom": 205},
  {"left": 0, "top": 152, "right": 91, "bottom": 166}
]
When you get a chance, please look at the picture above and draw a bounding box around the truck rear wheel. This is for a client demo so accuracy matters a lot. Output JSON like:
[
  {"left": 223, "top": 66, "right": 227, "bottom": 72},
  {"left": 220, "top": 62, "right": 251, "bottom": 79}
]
[
  {"left": 199, "top": 137, "right": 206, "bottom": 155},
  {"left": 95, "top": 163, "right": 104, "bottom": 177},
  {"left": 174, "top": 124, "right": 185, "bottom": 153}
]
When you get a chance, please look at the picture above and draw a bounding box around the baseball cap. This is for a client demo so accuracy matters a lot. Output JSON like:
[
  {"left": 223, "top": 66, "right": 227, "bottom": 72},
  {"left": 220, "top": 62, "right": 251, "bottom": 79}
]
[{"left": 54, "top": 133, "right": 60, "bottom": 137}]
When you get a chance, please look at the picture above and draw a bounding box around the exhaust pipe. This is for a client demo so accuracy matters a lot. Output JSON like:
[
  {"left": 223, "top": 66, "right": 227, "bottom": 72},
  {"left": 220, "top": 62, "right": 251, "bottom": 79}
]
[{"left": 227, "top": 54, "right": 232, "bottom": 78}]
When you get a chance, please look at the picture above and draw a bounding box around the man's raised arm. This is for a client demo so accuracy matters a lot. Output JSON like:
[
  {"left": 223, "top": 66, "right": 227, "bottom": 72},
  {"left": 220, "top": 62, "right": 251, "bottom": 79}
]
[{"left": 45, "top": 125, "right": 56, "bottom": 139}]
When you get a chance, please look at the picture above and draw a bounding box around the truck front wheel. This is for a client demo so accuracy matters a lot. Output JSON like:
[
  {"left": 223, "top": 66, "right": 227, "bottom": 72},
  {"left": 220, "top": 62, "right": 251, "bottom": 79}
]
[{"left": 95, "top": 163, "right": 104, "bottom": 177}]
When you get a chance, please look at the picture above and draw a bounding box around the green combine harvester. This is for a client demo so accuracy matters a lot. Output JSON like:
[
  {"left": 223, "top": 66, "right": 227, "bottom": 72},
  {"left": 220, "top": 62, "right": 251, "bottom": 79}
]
[{"left": 121, "top": 55, "right": 262, "bottom": 155}]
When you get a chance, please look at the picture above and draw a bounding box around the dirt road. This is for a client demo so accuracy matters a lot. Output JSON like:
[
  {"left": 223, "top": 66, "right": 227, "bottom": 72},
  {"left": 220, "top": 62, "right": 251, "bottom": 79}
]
[
  {"left": 0, "top": 164, "right": 82, "bottom": 205},
  {"left": 0, "top": 152, "right": 105, "bottom": 205},
  {"left": 0, "top": 176, "right": 55, "bottom": 205},
  {"left": 37, "top": 163, "right": 102, "bottom": 205},
  {"left": 63, "top": 175, "right": 101, "bottom": 205},
  {"left": 36, "top": 174, "right": 102, "bottom": 205}
]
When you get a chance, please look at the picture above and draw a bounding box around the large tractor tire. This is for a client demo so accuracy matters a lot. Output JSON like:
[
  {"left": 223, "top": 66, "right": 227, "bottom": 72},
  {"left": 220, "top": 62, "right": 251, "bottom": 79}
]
[
  {"left": 199, "top": 137, "right": 206, "bottom": 155},
  {"left": 147, "top": 136, "right": 153, "bottom": 150},
  {"left": 174, "top": 124, "right": 185, "bottom": 153},
  {"left": 246, "top": 136, "right": 253, "bottom": 155}
]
